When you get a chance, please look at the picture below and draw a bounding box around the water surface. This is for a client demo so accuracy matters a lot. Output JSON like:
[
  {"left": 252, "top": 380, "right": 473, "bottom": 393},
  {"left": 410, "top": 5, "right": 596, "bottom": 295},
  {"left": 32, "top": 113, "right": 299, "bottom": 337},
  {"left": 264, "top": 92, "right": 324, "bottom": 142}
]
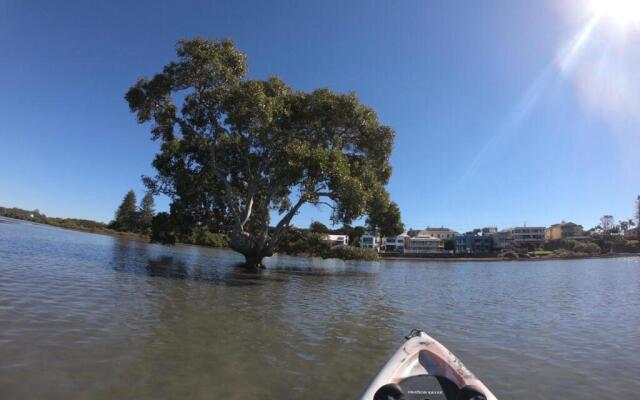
[{"left": 1, "top": 218, "right": 639, "bottom": 399}]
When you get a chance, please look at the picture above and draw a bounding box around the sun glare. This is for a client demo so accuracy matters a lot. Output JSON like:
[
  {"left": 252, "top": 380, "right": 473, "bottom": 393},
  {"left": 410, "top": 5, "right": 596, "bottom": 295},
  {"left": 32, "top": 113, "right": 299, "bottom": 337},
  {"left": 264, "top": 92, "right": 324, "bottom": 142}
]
[{"left": 589, "top": 0, "right": 640, "bottom": 28}]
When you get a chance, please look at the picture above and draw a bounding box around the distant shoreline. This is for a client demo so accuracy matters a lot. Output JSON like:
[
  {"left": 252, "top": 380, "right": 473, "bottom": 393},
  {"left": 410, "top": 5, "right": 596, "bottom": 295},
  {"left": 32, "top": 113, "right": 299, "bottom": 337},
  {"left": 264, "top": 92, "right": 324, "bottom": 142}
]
[
  {"left": 0, "top": 215, "right": 148, "bottom": 241},
  {"left": 3, "top": 215, "right": 639, "bottom": 263},
  {"left": 380, "top": 252, "right": 640, "bottom": 262}
]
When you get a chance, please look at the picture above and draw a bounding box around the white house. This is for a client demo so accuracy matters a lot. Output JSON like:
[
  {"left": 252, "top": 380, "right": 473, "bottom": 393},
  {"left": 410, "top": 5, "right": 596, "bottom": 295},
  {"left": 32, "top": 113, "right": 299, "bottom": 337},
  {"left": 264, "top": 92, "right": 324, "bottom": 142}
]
[
  {"left": 382, "top": 233, "right": 409, "bottom": 252},
  {"left": 325, "top": 234, "right": 349, "bottom": 246},
  {"left": 359, "top": 234, "right": 381, "bottom": 251}
]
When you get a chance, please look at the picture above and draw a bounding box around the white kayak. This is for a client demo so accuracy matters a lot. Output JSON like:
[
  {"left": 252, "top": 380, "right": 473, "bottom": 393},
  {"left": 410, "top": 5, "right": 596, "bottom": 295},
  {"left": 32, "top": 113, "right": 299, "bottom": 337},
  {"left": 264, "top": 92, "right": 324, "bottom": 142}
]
[{"left": 360, "top": 330, "right": 497, "bottom": 400}]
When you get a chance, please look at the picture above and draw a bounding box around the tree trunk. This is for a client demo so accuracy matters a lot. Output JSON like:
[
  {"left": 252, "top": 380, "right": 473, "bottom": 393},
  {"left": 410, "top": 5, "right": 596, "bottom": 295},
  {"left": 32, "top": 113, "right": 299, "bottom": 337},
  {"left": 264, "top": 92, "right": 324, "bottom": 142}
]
[
  {"left": 243, "top": 252, "right": 266, "bottom": 272},
  {"left": 229, "top": 233, "right": 272, "bottom": 272}
]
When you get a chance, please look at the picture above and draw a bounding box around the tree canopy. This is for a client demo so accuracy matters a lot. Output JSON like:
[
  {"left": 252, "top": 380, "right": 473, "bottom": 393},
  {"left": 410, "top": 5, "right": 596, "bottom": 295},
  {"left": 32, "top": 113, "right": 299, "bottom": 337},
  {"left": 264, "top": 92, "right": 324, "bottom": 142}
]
[
  {"left": 112, "top": 190, "right": 138, "bottom": 232},
  {"left": 125, "top": 38, "right": 402, "bottom": 269},
  {"left": 139, "top": 192, "right": 155, "bottom": 234}
]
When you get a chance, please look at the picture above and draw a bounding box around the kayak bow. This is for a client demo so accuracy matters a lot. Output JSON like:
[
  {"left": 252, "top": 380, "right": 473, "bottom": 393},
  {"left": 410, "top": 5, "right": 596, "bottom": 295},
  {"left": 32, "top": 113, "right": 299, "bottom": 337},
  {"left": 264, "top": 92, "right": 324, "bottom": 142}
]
[{"left": 360, "top": 330, "right": 497, "bottom": 400}]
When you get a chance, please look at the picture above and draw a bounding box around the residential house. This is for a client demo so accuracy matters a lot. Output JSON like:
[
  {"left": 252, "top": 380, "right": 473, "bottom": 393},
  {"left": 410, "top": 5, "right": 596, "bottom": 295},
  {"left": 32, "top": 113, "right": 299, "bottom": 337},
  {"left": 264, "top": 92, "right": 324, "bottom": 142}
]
[
  {"left": 491, "top": 231, "right": 513, "bottom": 252},
  {"left": 404, "top": 235, "right": 444, "bottom": 254},
  {"left": 481, "top": 227, "right": 498, "bottom": 235},
  {"left": 502, "top": 227, "right": 545, "bottom": 247},
  {"left": 359, "top": 234, "right": 381, "bottom": 251},
  {"left": 418, "top": 227, "right": 459, "bottom": 240},
  {"left": 382, "top": 233, "right": 409, "bottom": 252},
  {"left": 545, "top": 222, "right": 584, "bottom": 240},
  {"left": 453, "top": 233, "right": 494, "bottom": 254},
  {"left": 325, "top": 234, "right": 349, "bottom": 246}
]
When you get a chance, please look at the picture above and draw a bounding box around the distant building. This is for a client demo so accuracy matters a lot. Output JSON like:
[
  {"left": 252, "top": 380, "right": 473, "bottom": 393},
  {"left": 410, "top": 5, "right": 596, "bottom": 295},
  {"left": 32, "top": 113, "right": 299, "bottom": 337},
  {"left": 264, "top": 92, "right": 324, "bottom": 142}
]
[
  {"left": 481, "top": 227, "right": 498, "bottom": 235},
  {"left": 502, "top": 227, "right": 545, "bottom": 247},
  {"left": 360, "top": 234, "right": 381, "bottom": 251},
  {"left": 491, "top": 231, "right": 513, "bottom": 252},
  {"left": 325, "top": 234, "right": 349, "bottom": 246},
  {"left": 382, "top": 233, "right": 409, "bottom": 252},
  {"left": 545, "top": 222, "right": 584, "bottom": 240},
  {"left": 418, "top": 227, "right": 458, "bottom": 240},
  {"left": 453, "top": 233, "right": 494, "bottom": 254},
  {"left": 404, "top": 235, "right": 444, "bottom": 254}
]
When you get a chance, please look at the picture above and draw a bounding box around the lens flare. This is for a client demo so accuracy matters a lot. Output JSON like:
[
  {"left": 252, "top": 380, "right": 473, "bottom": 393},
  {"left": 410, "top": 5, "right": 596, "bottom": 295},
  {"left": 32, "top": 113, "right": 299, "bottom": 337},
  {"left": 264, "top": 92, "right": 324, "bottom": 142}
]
[{"left": 589, "top": 0, "right": 640, "bottom": 28}]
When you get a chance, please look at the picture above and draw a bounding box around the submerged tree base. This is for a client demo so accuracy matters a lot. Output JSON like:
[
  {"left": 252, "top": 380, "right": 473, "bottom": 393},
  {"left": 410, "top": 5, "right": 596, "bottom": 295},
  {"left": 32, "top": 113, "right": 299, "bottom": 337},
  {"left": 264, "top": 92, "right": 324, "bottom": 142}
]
[{"left": 241, "top": 255, "right": 267, "bottom": 272}]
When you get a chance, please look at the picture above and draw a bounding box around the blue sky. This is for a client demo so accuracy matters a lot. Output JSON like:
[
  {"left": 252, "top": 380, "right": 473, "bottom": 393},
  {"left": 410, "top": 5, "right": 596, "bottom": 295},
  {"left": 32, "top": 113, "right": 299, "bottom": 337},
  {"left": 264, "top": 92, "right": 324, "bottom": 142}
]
[{"left": 1, "top": 0, "right": 639, "bottom": 232}]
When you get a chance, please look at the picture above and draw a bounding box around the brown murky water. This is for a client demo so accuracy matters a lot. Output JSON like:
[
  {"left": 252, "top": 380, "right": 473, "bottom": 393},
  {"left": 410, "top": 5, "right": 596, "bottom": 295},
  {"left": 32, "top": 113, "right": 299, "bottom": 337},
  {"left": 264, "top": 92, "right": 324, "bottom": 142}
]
[{"left": 1, "top": 217, "right": 639, "bottom": 399}]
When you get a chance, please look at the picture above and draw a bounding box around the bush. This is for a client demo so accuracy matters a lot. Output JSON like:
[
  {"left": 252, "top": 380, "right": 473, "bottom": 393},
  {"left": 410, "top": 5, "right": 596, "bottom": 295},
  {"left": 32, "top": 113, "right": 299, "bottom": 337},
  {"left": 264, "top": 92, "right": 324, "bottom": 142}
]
[
  {"left": 609, "top": 238, "right": 640, "bottom": 253},
  {"left": 501, "top": 251, "right": 519, "bottom": 259},
  {"left": 323, "top": 246, "right": 379, "bottom": 261},
  {"left": 189, "top": 229, "right": 228, "bottom": 247},
  {"left": 573, "top": 241, "right": 601, "bottom": 255},
  {"left": 277, "top": 230, "right": 332, "bottom": 256}
]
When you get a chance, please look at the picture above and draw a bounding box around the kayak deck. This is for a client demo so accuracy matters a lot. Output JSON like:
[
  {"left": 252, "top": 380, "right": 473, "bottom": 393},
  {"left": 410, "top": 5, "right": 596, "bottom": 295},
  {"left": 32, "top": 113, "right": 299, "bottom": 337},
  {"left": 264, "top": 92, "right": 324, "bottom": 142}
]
[{"left": 360, "top": 330, "right": 497, "bottom": 400}]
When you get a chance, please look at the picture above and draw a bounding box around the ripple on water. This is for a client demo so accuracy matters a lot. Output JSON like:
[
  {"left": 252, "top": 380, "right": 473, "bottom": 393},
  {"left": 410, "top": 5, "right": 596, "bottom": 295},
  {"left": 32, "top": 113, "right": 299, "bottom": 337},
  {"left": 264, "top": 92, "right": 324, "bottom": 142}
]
[{"left": 1, "top": 219, "right": 640, "bottom": 399}]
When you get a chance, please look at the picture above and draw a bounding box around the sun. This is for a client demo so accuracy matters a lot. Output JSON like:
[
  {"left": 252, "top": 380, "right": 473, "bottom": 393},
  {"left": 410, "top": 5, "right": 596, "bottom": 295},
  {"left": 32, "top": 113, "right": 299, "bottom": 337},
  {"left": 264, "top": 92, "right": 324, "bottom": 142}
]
[{"left": 589, "top": 0, "right": 640, "bottom": 28}]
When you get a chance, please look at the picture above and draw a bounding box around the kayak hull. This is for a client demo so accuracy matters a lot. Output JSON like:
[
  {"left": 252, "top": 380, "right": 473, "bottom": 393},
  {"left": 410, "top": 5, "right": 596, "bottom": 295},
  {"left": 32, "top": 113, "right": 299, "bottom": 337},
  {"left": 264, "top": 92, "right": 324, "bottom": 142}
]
[{"left": 360, "top": 330, "right": 497, "bottom": 400}]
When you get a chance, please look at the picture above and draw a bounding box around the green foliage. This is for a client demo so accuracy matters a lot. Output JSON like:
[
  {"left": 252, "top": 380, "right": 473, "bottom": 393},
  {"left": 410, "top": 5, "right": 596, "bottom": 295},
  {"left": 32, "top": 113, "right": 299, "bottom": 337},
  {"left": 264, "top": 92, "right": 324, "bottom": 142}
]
[
  {"left": 365, "top": 192, "right": 404, "bottom": 237},
  {"left": 139, "top": 192, "right": 155, "bottom": 234},
  {"left": 0, "top": 207, "right": 48, "bottom": 223},
  {"left": 309, "top": 221, "right": 329, "bottom": 234},
  {"left": 277, "top": 230, "right": 332, "bottom": 257},
  {"left": 111, "top": 190, "right": 139, "bottom": 232},
  {"left": 0, "top": 206, "right": 144, "bottom": 238},
  {"left": 324, "top": 246, "right": 379, "bottom": 261},
  {"left": 125, "top": 38, "right": 401, "bottom": 268},
  {"left": 150, "top": 212, "right": 177, "bottom": 244},
  {"left": 277, "top": 229, "right": 377, "bottom": 260},
  {"left": 186, "top": 229, "right": 229, "bottom": 247},
  {"left": 443, "top": 238, "right": 454, "bottom": 251},
  {"left": 336, "top": 225, "right": 367, "bottom": 248},
  {"left": 150, "top": 211, "right": 228, "bottom": 248},
  {"left": 609, "top": 238, "right": 640, "bottom": 253}
]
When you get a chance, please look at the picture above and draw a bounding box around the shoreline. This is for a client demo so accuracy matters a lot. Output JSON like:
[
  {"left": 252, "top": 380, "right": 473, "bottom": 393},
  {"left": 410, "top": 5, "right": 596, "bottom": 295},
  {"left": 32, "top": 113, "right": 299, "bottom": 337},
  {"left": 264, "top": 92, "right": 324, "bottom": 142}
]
[
  {"left": 379, "top": 252, "right": 640, "bottom": 262},
  {"left": 3, "top": 216, "right": 639, "bottom": 263},
  {"left": 0, "top": 215, "right": 149, "bottom": 241}
]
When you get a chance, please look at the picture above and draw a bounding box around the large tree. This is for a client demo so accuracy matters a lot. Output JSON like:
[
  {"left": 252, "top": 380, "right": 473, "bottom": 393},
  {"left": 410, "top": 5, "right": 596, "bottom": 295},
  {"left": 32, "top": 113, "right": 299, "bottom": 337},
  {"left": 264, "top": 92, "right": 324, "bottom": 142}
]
[{"left": 125, "top": 38, "right": 402, "bottom": 270}]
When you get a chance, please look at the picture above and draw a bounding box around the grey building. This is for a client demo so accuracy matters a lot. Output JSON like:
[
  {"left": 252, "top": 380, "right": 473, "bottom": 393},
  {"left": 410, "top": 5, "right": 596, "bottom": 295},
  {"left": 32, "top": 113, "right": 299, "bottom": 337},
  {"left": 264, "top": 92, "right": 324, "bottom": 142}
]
[{"left": 453, "top": 234, "right": 495, "bottom": 254}]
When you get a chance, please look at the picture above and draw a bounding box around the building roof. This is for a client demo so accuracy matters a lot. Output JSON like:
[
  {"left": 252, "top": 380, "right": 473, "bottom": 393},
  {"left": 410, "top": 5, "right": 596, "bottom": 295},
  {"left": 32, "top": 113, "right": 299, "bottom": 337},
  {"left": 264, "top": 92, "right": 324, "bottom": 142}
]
[
  {"left": 413, "top": 234, "right": 441, "bottom": 241},
  {"left": 548, "top": 221, "right": 582, "bottom": 228},
  {"left": 421, "top": 227, "right": 457, "bottom": 232}
]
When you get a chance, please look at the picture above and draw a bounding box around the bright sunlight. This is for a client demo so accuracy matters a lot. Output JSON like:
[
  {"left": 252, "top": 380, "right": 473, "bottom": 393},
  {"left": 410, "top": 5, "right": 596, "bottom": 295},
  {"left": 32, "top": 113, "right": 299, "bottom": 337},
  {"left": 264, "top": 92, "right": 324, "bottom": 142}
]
[{"left": 589, "top": 0, "right": 640, "bottom": 28}]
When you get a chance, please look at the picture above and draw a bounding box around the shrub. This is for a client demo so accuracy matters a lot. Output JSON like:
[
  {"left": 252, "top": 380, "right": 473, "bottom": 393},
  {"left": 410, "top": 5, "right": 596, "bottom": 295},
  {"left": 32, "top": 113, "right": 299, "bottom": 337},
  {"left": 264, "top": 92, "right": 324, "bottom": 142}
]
[
  {"left": 501, "top": 251, "right": 518, "bottom": 259},
  {"left": 323, "top": 246, "right": 379, "bottom": 261}
]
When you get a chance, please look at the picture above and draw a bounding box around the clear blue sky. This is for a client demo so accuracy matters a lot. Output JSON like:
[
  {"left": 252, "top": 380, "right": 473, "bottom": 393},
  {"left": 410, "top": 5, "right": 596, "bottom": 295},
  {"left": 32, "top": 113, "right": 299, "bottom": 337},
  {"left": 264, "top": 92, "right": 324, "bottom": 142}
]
[{"left": 1, "top": 0, "right": 639, "bottom": 232}]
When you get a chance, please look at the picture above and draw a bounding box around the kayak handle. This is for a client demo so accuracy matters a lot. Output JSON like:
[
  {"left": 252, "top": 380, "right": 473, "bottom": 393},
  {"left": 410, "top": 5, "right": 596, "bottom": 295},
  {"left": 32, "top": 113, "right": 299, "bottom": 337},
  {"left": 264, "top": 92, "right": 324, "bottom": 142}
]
[{"left": 405, "top": 329, "right": 424, "bottom": 340}]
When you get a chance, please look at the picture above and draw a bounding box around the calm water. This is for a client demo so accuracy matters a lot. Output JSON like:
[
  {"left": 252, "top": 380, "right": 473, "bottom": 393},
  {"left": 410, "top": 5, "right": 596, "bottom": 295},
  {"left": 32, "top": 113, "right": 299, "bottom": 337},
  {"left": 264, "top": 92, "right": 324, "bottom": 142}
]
[{"left": 1, "top": 218, "right": 639, "bottom": 399}]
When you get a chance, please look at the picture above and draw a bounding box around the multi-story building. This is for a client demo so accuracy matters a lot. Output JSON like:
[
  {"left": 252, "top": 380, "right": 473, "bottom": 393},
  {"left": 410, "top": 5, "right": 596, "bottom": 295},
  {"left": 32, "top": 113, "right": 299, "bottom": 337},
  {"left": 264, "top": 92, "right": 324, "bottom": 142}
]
[
  {"left": 481, "top": 227, "right": 498, "bottom": 235},
  {"left": 502, "top": 227, "right": 545, "bottom": 247},
  {"left": 453, "top": 234, "right": 495, "bottom": 254},
  {"left": 325, "top": 234, "right": 349, "bottom": 246},
  {"left": 545, "top": 222, "right": 584, "bottom": 240},
  {"left": 418, "top": 227, "right": 458, "bottom": 240},
  {"left": 491, "top": 231, "right": 513, "bottom": 252},
  {"left": 359, "top": 234, "right": 381, "bottom": 251},
  {"left": 382, "top": 234, "right": 409, "bottom": 252},
  {"left": 404, "top": 235, "right": 444, "bottom": 254}
]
